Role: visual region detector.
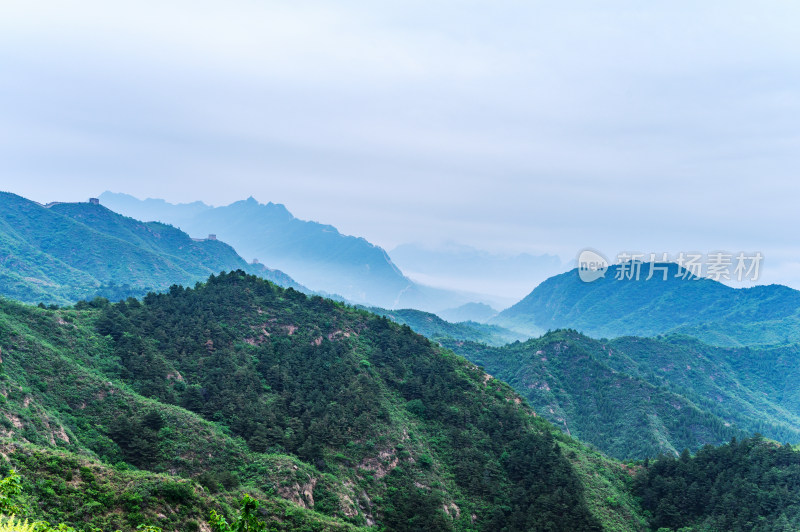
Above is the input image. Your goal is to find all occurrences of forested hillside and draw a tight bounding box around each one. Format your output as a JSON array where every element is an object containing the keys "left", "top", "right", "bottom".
[
  {"left": 0, "top": 272, "right": 647, "bottom": 530},
  {"left": 1, "top": 271, "right": 799, "bottom": 530},
  {"left": 634, "top": 436, "right": 800, "bottom": 531},
  {"left": 445, "top": 331, "right": 800, "bottom": 459},
  {"left": 0, "top": 192, "right": 302, "bottom": 305}
]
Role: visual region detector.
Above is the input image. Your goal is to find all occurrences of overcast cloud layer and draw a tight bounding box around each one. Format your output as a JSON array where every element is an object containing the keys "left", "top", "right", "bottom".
[{"left": 2, "top": 1, "right": 800, "bottom": 289}]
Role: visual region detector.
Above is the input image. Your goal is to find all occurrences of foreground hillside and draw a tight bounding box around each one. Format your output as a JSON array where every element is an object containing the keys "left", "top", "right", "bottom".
[
  {"left": 0, "top": 271, "right": 648, "bottom": 530},
  {"left": 493, "top": 263, "right": 800, "bottom": 347},
  {"left": 634, "top": 435, "right": 800, "bottom": 531},
  {"left": 0, "top": 192, "right": 301, "bottom": 305},
  {"left": 446, "top": 331, "right": 800, "bottom": 459}
]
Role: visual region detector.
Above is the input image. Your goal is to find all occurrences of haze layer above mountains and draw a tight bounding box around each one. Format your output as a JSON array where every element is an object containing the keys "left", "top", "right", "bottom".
[{"left": 99, "top": 192, "right": 565, "bottom": 311}]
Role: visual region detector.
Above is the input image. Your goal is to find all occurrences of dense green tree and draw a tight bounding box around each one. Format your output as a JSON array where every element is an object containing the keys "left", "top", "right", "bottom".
[{"left": 635, "top": 436, "right": 800, "bottom": 531}]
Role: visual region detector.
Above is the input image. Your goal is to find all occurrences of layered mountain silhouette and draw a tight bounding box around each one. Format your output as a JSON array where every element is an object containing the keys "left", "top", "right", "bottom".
[
  {"left": 0, "top": 192, "right": 301, "bottom": 305},
  {"left": 100, "top": 192, "right": 484, "bottom": 311}
]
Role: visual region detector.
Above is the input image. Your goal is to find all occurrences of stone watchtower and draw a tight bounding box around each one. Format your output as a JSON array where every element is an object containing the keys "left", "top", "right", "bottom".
[{"left": 89, "top": 198, "right": 100, "bottom": 205}]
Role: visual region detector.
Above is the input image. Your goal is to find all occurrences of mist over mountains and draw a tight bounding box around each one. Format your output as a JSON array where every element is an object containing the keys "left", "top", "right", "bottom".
[
  {"left": 438, "top": 302, "right": 499, "bottom": 323},
  {"left": 100, "top": 192, "right": 496, "bottom": 312},
  {"left": 390, "top": 242, "right": 566, "bottom": 304}
]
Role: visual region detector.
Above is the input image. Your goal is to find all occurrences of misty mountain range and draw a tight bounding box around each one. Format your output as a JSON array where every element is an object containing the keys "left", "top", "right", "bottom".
[
  {"left": 99, "top": 191, "right": 535, "bottom": 312},
  {"left": 3, "top": 189, "right": 800, "bottom": 530},
  {"left": 8, "top": 190, "right": 800, "bottom": 352}
]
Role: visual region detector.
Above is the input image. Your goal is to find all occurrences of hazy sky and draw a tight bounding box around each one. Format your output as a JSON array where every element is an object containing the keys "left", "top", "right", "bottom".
[{"left": 3, "top": 1, "right": 800, "bottom": 286}]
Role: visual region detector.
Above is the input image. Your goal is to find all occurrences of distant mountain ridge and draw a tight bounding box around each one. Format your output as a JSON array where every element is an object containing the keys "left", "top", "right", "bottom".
[
  {"left": 100, "top": 192, "right": 483, "bottom": 311},
  {"left": 492, "top": 262, "right": 800, "bottom": 346},
  {"left": 0, "top": 191, "right": 302, "bottom": 305},
  {"left": 362, "top": 306, "right": 528, "bottom": 346},
  {"left": 438, "top": 302, "right": 498, "bottom": 323}
]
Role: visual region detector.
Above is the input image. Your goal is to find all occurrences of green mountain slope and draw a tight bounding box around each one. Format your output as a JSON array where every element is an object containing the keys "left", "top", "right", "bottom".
[
  {"left": 3, "top": 271, "right": 800, "bottom": 531},
  {"left": 492, "top": 263, "right": 800, "bottom": 347},
  {"left": 634, "top": 436, "right": 800, "bottom": 531},
  {"left": 0, "top": 442, "right": 364, "bottom": 531},
  {"left": 444, "top": 331, "right": 800, "bottom": 460},
  {"left": 0, "top": 192, "right": 302, "bottom": 305},
  {"left": 363, "top": 306, "right": 528, "bottom": 346},
  {"left": 604, "top": 336, "right": 800, "bottom": 438},
  {"left": 0, "top": 295, "right": 361, "bottom": 530},
  {"left": 0, "top": 272, "right": 647, "bottom": 531}
]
